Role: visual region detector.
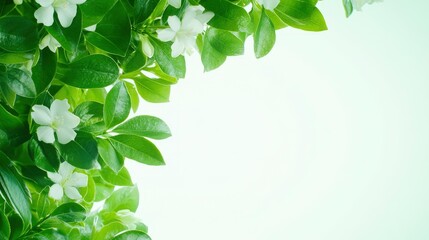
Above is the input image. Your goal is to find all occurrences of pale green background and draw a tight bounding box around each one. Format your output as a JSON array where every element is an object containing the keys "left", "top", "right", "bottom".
[{"left": 128, "top": 0, "right": 429, "bottom": 239}]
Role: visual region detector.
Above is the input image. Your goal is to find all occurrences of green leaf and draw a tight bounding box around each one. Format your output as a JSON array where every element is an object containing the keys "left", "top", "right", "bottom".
[
  {"left": 0, "top": 210, "right": 10, "bottom": 240},
  {"left": 51, "top": 202, "right": 86, "bottom": 223},
  {"left": 33, "top": 229, "right": 67, "bottom": 240},
  {"left": 59, "top": 54, "right": 120, "bottom": 88},
  {"left": 0, "top": 67, "right": 36, "bottom": 98},
  {"left": 274, "top": 0, "right": 327, "bottom": 31},
  {"left": 134, "top": 0, "right": 160, "bottom": 24},
  {"left": 254, "top": 8, "right": 276, "bottom": 58},
  {"left": 100, "top": 166, "right": 133, "bottom": 186},
  {"left": 134, "top": 76, "right": 170, "bottom": 103},
  {"left": 113, "top": 230, "right": 151, "bottom": 240},
  {"left": 125, "top": 82, "right": 140, "bottom": 112},
  {"left": 343, "top": 0, "right": 354, "bottom": 17},
  {"left": 201, "top": 32, "right": 226, "bottom": 72},
  {"left": 0, "top": 50, "right": 33, "bottom": 64},
  {"left": 122, "top": 47, "right": 147, "bottom": 73},
  {"left": 28, "top": 138, "right": 60, "bottom": 172},
  {"left": 85, "top": 1, "right": 131, "bottom": 56},
  {"left": 97, "top": 138, "right": 124, "bottom": 173},
  {"left": 109, "top": 134, "right": 165, "bottom": 166},
  {"left": 80, "top": 0, "right": 118, "bottom": 27},
  {"left": 32, "top": 48, "right": 57, "bottom": 94},
  {"left": 0, "top": 103, "right": 29, "bottom": 149},
  {"left": 200, "top": 0, "right": 252, "bottom": 33},
  {"left": 94, "top": 222, "right": 128, "bottom": 240},
  {"left": 36, "top": 187, "right": 54, "bottom": 220},
  {"left": 46, "top": 10, "right": 82, "bottom": 52},
  {"left": 74, "top": 101, "right": 106, "bottom": 134},
  {"left": 103, "top": 186, "right": 139, "bottom": 212},
  {"left": 0, "top": 16, "right": 38, "bottom": 52},
  {"left": 0, "top": 152, "right": 31, "bottom": 231},
  {"left": 150, "top": 38, "right": 186, "bottom": 79},
  {"left": 206, "top": 28, "right": 244, "bottom": 56},
  {"left": 104, "top": 81, "right": 131, "bottom": 128},
  {"left": 113, "top": 115, "right": 171, "bottom": 140},
  {"left": 94, "top": 176, "right": 115, "bottom": 201},
  {"left": 56, "top": 132, "right": 99, "bottom": 169}
]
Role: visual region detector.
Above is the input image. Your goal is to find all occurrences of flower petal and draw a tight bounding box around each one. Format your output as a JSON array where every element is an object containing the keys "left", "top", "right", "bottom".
[
  {"left": 168, "top": 16, "right": 181, "bottom": 32},
  {"left": 58, "top": 161, "right": 75, "bottom": 179},
  {"left": 140, "top": 36, "right": 154, "bottom": 58},
  {"left": 171, "top": 39, "right": 185, "bottom": 58},
  {"left": 34, "top": 6, "right": 55, "bottom": 27},
  {"left": 65, "top": 172, "right": 88, "bottom": 187},
  {"left": 67, "top": 0, "right": 86, "bottom": 4},
  {"left": 49, "top": 183, "right": 64, "bottom": 200},
  {"left": 47, "top": 172, "right": 62, "bottom": 183},
  {"left": 62, "top": 112, "right": 81, "bottom": 128},
  {"left": 168, "top": 0, "right": 181, "bottom": 8},
  {"left": 55, "top": 3, "right": 77, "bottom": 28},
  {"left": 37, "top": 126, "right": 55, "bottom": 144},
  {"left": 36, "top": 0, "right": 54, "bottom": 7},
  {"left": 55, "top": 127, "right": 77, "bottom": 144},
  {"left": 157, "top": 29, "right": 176, "bottom": 42},
  {"left": 50, "top": 99, "right": 70, "bottom": 116},
  {"left": 196, "top": 11, "right": 214, "bottom": 25},
  {"left": 31, "top": 105, "right": 52, "bottom": 125},
  {"left": 64, "top": 186, "right": 82, "bottom": 200}
]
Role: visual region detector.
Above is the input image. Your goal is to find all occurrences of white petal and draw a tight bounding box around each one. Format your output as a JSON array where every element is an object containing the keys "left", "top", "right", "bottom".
[
  {"left": 50, "top": 99, "right": 70, "bottom": 116},
  {"left": 64, "top": 186, "right": 82, "bottom": 200},
  {"left": 171, "top": 40, "right": 185, "bottom": 58},
  {"left": 84, "top": 24, "right": 97, "bottom": 32},
  {"left": 168, "top": 16, "right": 181, "bottom": 32},
  {"left": 67, "top": 0, "right": 86, "bottom": 4},
  {"left": 47, "top": 172, "right": 62, "bottom": 183},
  {"left": 58, "top": 161, "right": 75, "bottom": 178},
  {"left": 55, "top": 3, "right": 77, "bottom": 28},
  {"left": 39, "top": 35, "right": 51, "bottom": 50},
  {"left": 34, "top": 6, "right": 55, "bottom": 27},
  {"left": 36, "top": 0, "right": 54, "bottom": 7},
  {"left": 62, "top": 112, "right": 80, "bottom": 128},
  {"left": 13, "top": 0, "right": 23, "bottom": 5},
  {"left": 140, "top": 36, "right": 154, "bottom": 58},
  {"left": 49, "top": 183, "right": 64, "bottom": 200},
  {"left": 55, "top": 127, "right": 77, "bottom": 144},
  {"left": 196, "top": 11, "right": 214, "bottom": 25},
  {"left": 31, "top": 105, "right": 52, "bottom": 125},
  {"left": 168, "top": 0, "right": 181, "bottom": 8},
  {"left": 37, "top": 126, "right": 55, "bottom": 144},
  {"left": 258, "top": 0, "right": 280, "bottom": 10},
  {"left": 65, "top": 172, "right": 88, "bottom": 188},
  {"left": 157, "top": 29, "right": 176, "bottom": 42}
]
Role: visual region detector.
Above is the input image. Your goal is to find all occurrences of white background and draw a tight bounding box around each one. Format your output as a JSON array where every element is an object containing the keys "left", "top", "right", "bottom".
[{"left": 129, "top": 1, "right": 429, "bottom": 239}]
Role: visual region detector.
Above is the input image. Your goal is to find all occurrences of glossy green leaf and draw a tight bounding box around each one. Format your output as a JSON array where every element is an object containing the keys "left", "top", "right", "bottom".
[
  {"left": 85, "top": 1, "right": 131, "bottom": 56},
  {"left": 151, "top": 38, "right": 186, "bottom": 79},
  {"left": 0, "top": 152, "right": 31, "bottom": 231},
  {"left": 254, "top": 8, "right": 276, "bottom": 58},
  {"left": 0, "top": 50, "right": 33, "bottom": 64},
  {"left": 94, "top": 222, "right": 128, "bottom": 240},
  {"left": 343, "top": 0, "right": 354, "bottom": 17},
  {"left": 97, "top": 138, "right": 124, "bottom": 173},
  {"left": 32, "top": 48, "right": 57, "bottom": 94},
  {"left": 80, "top": 0, "right": 118, "bottom": 27},
  {"left": 94, "top": 176, "right": 115, "bottom": 201},
  {"left": 274, "top": 0, "right": 327, "bottom": 31},
  {"left": 0, "top": 67, "right": 36, "bottom": 98},
  {"left": 113, "top": 230, "right": 151, "bottom": 240},
  {"left": 122, "top": 47, "right": 147, "bottom": 73},
  {"left": 28, "top": 138, "right": 60, "bottom": 172},
  {"left": 134, "top": 0, "right": 160, "bottom": 24},
  {"left": 56, "top": 132, "right": 99, "bottom": 169},
  {"left": 101, "top": 166, "right": 133, "bottom": 186},
  {"left": 74, "top": 101, "right": 106, "bottom": 134},
  {"left": 134, "top": 76, "right": 170, "bottom": 103},
  {"left": 113, "top": 115, "right": 171, "bottom": 140},
  {"left": 200, "top": 0, "right": 252, "bottom": 33},
  {"left": 125, "top": 82, "right": 140, "bottom": 112},
  {"left": 36, "top": 188, "right": 54, "bottom": 220},
  {"left": 201, "top": 32, "right": 226, "bottom": 72},
  {"left": 59, "top": 54, "right": 120, "bottom": 88},
  {"left": 206, "top": 28, "right": 244, "bottom": 56},
  {"left": 103, "top": 186, "right": 139, "bottom": 212},
  {"left": 0, "top": 104, "right": 29, "bottom": 149},
  {"left": 0, "top": 16, "right": 38, "bottom": 52},
  {"left": 51, "top": 202, "right": 86, "bottom": 223},
  {"left": 46, "top": 10, "right": 82, "bottom": 52},
  {"left": 109, "top": 134, "right": 165, "bottom": 166},
  {"left": 33, "top": 229, "right": 67, "bottom": 240},
  {"left": 104, "top": 81, "right": 131, "bottom": 128},
  {"left": 0, "top": 210, "right": 10, "bottom": 240}
]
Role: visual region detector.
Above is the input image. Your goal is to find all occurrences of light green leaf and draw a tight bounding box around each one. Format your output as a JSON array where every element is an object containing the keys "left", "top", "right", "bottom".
[
  {"left": 94, "top": 222, "right": 128, "bottom": 240},
  {"left": 97, "top": 138, "right": 124, "bottom": 173},
  {"left": 134, "top": 76, "right": 170, "bottom": 103},
  {"left": 74, "top": 101, "right": 106, "bottom": 134},
  {"left": 113, "top": 115, "right": 172, "bottom": 140},
  {"left": 50, "top": 202, "right": 86, "bottom": 223},
  {"left": 103, "top": 186, "right": 139, "bottom": 212},
  {"left": 125, "top": 82, "right": 140, "bottom": 113},
  {"left": 100, "top": 166, "right": 133, "bottom": 186},
  {"left": 109, "top": 134, "right": 165, "bottom": 166},
  {"left": 206, "top": 28, "right": 244, "bottom": 56},
  {"left": 59, "top": 54, "right": 120, "bottom": 88},
  {"left": 201, "top": 32, "right": 227, "bottom": 72},
  {"left": 150, "top": 38, "right": 186, "bottom": 79},
  {"left": 104, "top": 81, "right": 131, "bottom": 128},
  {"left": 113, "top": 230, "right": 151, "bottom": 240},
  {"left": 94, "top": 176, "right": 115, "bottom": 201},
  {"left": 0, "top": 16, "right": 38, "bottom": 52},
  {"left": 254, "top": 8, "right": 276, "bottom": 58},
  {"left": 274, "top": 0, "right": 327, "bottom": 31}
]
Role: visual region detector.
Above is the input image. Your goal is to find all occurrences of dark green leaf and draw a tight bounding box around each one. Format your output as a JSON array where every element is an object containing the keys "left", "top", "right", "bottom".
[
  {"left": 0, "top": 16, "right": 38, "bottom": 52},
  {"left": 134, "top": 0, "right": 160, "bottom": 24},
  {"left": 74, "top": 101, "right": 106, "bottom": 134},
  {"left": 113, "top": 115, "right": 171, "bottom": 140},
  {"left": 104, "top": 81, "right": 131, "bottom": 128},
  {"left": 0, "top": 104, "right": 29, "bottom": 149},
  {"left": 80, "top": 0, "right": 118, "bottom": 27},
  {"left": 28, "top": 138, "right": 60, "bottom": 172},
  {"left": 46, "top": 10, "right": 82, "bottom": 52},
  {"left": 32, "top": 49, "right": 57, "bottom": 94},
  {"left": 109, "top": 134, "right": 165, "bottom": 166},
  {"left": 97, "top": 138, "right": 124, "bottom": 173},
  {"left": 0, "top": 67, "right": 36, "bottom": 98},
  {"left": 0, "top": 210, "right": 10, "bottom": 240},
  {"left": 56, "top": 132, "right": 99, "bottom": 169},
  {"left": 206, "top": 28, "right": 244, "bottom": 56},
  {"left": 59, "top": 54, "right": 120, "bottom": 88}
]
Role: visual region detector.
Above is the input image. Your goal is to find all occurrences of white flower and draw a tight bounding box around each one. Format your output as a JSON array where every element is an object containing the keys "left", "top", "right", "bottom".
[
  {"left": 13, "top": 0, "right": 23, "bottom": 5},
  {"left": 31, "top": 99, "right": 80, "bottom": 144},
  {"left": 168, "top": 0, "right": 181, "bottom": 8},
  {"left": 84, "top": 24, "right": 97, "bottom": 32},
  {"left": 47, "top": 161, "right": 88, "bottom": 201},
  {"left": 34, "top": 0, "right": 86, "bottom": 28},
  {"left": 139, "top": 35, "right": 154, "bottom": 58},
  {"left": 39, "top": 34, "right": 61, "bottom": 52},
  {"left": 351, "top": 0, "right": 383, "bottom": 11},
  {"left": 157, "top": 6, "right": 214, "bottom": 57},
  {"left": 257, "top": 0, "right": 280, "bottom": 11}
]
